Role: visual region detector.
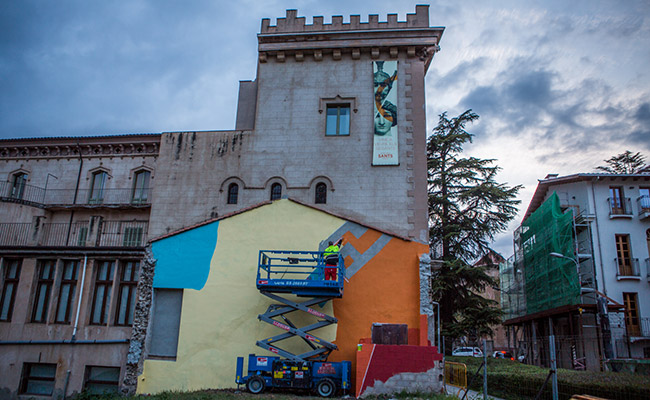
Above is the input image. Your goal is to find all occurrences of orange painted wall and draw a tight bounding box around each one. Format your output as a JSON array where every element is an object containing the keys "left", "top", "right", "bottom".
[{"left": 327, "top": 231, "right": 428, "bottom": 390}]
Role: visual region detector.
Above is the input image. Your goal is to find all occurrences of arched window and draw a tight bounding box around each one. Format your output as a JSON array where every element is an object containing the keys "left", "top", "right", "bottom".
[
  {"left": 132, "top": 170, "right": 151, "bottom": 204},
  {"left": 89, "top": 171, "right": 107, "bottom": 204},
  {"left": 270, "top": 183, "right": 282, "bottom": 201},
  {"left": 315, "top": 182, "right": 327, "bottom": 204},
  {"left": 11, "top": 172, "right": 28, "bottom": 199},
  {"left": 227, "top": 183, "right": 239, "bottom": 204}
]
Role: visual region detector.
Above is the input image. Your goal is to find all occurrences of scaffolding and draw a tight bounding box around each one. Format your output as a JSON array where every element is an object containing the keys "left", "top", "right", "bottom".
[{"left": 500, "top": 192, "right": 604, "bottom": 370}]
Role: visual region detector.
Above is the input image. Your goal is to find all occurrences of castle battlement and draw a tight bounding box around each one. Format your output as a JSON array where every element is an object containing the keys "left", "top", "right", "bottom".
[
  {"left": 261, "top": 5, "right": 431, "bottom": 34},
  {"left": 258, "top": 6, "right": 444, "bottom": 66}
]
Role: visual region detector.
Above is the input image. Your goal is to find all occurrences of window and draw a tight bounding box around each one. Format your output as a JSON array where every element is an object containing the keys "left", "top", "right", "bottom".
[
  {"left": 123, "top": 227, "right": 143, "bottom": 247},
  {"left": 31, "top": 260, "right": 56, "bottom": 323},
  {"left": 115, "top": 261, "right": 139, "bottom": 326},
  {"left": 90, "top": 261, "right": 115, "bottom": 325},
  {"left": 84, "top": 366, "right": 120, "bottom": 395},
  {"left": 132, "top": 170, "right": 151, "bottom": 204},
  {"left": 315, "top": 182, "right": 327, "bottom": 204},
  {"left": 623, "top": 292, "right": 641, "bottom": 336},
  {"left": 0, "top": 258, "right": 21, "bottom": 321},
  {"left": 55, "top": 260, "right": 78, "bottom": 324},
  {"left": 326, "top": 104, "right": 350, "bottom": 136},
  {"left": 609, "top": 186, "right": 625, "bottom": 214},
  {"left": 149, "top": 289, "right": 183, "bottom": 358},
  {"left": 89, "top": 171, "right": 107, "bottom": 204},
  {"left": 11, "top": 172, "right": 28, "bottom": 199},
  {"left": 270, "top": 183, "right": 282, "bottom": 201},
  {"left": 20, "top": 363, "right": 57, "bottom": 395},
  {"left": 615, "top": 234, "right": 634, "bottom": 276},
  {"left": 227, "top": 183, "right": 239, "bottom": 204},
  {"left": 77, "top": 226, "right": 89, "bottom": 246}
]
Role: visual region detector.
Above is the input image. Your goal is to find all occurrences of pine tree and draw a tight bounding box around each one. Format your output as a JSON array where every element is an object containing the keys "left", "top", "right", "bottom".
[
  {"left": 427, "top": 109, "right": 521, "bottom": 343},
  {"left": 595, "top": 150, "right": 646, "bottom": 174}
]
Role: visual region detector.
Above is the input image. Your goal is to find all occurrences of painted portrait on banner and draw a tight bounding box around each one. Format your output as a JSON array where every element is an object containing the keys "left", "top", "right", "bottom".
[{"left": 372, "top": 60, "right": 398, "bottom": 165}]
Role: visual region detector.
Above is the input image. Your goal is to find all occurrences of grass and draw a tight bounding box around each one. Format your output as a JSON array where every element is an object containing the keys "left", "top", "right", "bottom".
[{"left": 448, "top": 356, "right": 650, "bottom": 400}]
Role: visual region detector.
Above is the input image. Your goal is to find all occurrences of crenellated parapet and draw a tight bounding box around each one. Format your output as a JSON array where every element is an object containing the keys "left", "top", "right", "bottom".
[{"left": 258, "top": 5, "right": 444, "bottom": 70}]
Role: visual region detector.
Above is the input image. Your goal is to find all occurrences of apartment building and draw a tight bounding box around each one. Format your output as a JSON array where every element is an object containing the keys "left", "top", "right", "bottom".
[{"left": 501, "top": 172, "right": 650, "bottom": 370}]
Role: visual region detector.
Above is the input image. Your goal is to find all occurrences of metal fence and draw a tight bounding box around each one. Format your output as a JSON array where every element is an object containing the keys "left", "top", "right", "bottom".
[
  {"left": 0, "top": 180, "right": 46, "bottom": 204},
  {"left": 97, "top": 220, "right": 148, "bottom": 247},
  {"left": 0, "top": 181, "right": 151, "bottom": 206},
  {"left": 0, "top": 220, "right": 147, "bottom": 247},
  {"left": 0, "top": 223, "right": 32, "bottom": 246},
  {"left": 449, "top": 336, "right": 649, "bottom": 400}
]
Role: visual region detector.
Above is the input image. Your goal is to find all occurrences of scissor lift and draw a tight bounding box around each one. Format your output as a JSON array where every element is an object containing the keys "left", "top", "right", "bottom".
[
  {"left": 255, "top": 250, "right": 344, "bottom": 361},
  {"left": 236, "top": 250, "right": 350, "bottom": 397}
]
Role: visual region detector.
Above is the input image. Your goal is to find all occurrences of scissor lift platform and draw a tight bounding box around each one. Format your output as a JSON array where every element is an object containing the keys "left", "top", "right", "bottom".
[{"left": 256, "top": 250, "right": 344, "bottom": 298}]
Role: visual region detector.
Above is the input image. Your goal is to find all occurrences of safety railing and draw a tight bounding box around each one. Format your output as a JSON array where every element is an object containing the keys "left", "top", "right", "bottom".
[
  {"left": 97, "top": 220, "right": 148, "bottom": 247},
  {"left": 0, "top": 181, "right": 151, "bottom": 207},
  {"left": 43, "top": 188, "right": 151, "bottom": 206},
  {"left": 0, "top": 181, "right": 46, "bottom": 204},
  {"left": 0, "top": 223, "right": 33, "bottom": 246},
  {"left": 444, "top": 361, "right": 468, "bottom": 398},
  {"left": 607, "top": 197, "right": 633, "bottom": 217},
  {"left": 638, "top": 195, "right": 650, "bottom": 217},
  {"left": 0, "top": 220, "right": 148, "bottom": 248},
  {"left": 615, "top": 258, "right": 640, "bottom": 279},
  {"left": 257, "top": 250, "right": 344, "bottom": 296}
]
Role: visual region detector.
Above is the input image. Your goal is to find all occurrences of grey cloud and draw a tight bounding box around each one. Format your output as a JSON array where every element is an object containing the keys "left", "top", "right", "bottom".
[{"left": 635, "top": 103, "right": 650, "bottom": 122}]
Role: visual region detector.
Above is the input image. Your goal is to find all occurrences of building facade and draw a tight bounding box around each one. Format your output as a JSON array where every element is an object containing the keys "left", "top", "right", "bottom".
[
  {"left": 0, "top": 7, "right": 444, "bottom": 398},
  {"left": 501, "top": 173, "right": 650, "bottom": 370}
]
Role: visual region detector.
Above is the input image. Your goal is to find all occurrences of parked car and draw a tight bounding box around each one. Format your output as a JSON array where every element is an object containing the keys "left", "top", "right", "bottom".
[
  {"left": 452, "top": 347, "right": 483, "bottom": 357},
  {"left": 492, "top": 350, "right": 515, "bottom": 360}
]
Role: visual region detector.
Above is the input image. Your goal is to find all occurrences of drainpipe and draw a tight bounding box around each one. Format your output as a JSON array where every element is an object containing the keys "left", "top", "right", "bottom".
[
  {"left": 71, "top": 255, "right": 87, "bottom": 341},
  {"left": 66, "top": 142, "right": 84, "bottom": 245}
]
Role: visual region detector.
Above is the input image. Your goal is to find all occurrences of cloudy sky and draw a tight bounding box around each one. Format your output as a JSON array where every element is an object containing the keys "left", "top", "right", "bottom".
[{"left": 1, "top": 1, "right": 649, "bottom": 256}]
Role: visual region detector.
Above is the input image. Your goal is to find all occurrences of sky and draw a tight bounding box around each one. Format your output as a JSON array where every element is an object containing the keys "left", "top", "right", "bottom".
[{"left": 1, "top": 1, "right": 649, "bottom": 256}]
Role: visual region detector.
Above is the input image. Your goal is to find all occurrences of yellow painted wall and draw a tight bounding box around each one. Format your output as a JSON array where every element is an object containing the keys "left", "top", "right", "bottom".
[
  {"left": 138, "top": 200, "right": 343, "bottom": 393},
  {"left": 138, "top": 200, "right": 428, "bottom": 393}
]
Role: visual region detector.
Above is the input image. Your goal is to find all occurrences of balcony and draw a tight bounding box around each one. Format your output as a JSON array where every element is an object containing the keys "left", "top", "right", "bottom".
[
  {"left": 628, "top": 318, "right": 650, "bottom": 338},
  {"left": 0, "top": 219, "right": 148, "bottom": 248},
  {"left": 0, "top": 181, "right": 151, "bottom": 208},
  {"left": 607, "top": 197, "right": 633, "bottom": 218},
  {"left": 637, "top": 195, "right": 650, "bottom": 219},
  {"left": 615, "top": 257, "right": 641, "bottom": 280},
  {"left": 646, "top": 258, "right": 650, "bottom": 282}
]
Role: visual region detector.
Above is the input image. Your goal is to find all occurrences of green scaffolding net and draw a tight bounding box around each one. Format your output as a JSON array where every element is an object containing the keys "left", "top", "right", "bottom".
[{"left": 518, "top": 191, "right": 580, "bottom": 315}]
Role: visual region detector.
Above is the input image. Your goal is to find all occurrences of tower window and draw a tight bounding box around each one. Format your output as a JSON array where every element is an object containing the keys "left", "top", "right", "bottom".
[
  {"left": 326, "top": 105, "right": 350, "bottom": 136},
  {"left": 228, "top": 183, "right": 239, "bottom": 204},
  {"left": 315, "top": 182, "right": 327, "bottom": 204},
  {"left": 270, "top": 183, "right": 282, "bottom": 201}
]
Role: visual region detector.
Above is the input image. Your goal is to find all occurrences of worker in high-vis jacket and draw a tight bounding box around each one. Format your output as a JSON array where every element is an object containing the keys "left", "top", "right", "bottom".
[{"left": 323, "top": 238, "right": 344, "bottom": 280}]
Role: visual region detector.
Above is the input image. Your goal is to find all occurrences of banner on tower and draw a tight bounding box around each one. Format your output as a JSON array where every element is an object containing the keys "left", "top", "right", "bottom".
[{"left": 372, "top": 61, "right": 398, "bottom": 166}]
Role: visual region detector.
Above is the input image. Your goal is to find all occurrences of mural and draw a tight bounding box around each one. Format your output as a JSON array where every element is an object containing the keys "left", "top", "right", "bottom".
[
  {"left": 372, "top": 61, "right": 399, "bottom": 165},
  {"left": 138, "top": 200, "right": 427, "bottom": 393}
]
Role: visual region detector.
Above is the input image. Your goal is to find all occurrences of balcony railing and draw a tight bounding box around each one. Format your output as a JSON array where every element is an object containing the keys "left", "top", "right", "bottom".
[
  {"left": 0, "top": 220, "right": 148, "bottom": 248},
  {"left": 642, "top": 318, "right": 650, "bottom": 337},
  {"left": 0, "top": 181, "right": 151, "bottom": 206},
  {"left": 0, "top": 180, "right": 46, "bottom": 204},
  {"left": 607, "top": 197, "right": 633, "bottom": 217},
  {"left": 637, "top": 195, "right": 650, "bottom": 218},
  {"left": 615, "top": 257, "right": 640, "bottom": 279}
]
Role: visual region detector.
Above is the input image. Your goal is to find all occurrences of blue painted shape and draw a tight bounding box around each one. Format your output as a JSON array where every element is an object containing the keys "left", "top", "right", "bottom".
[{"left": 151, "top": 221, "right": 219, "bottom": 290}]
